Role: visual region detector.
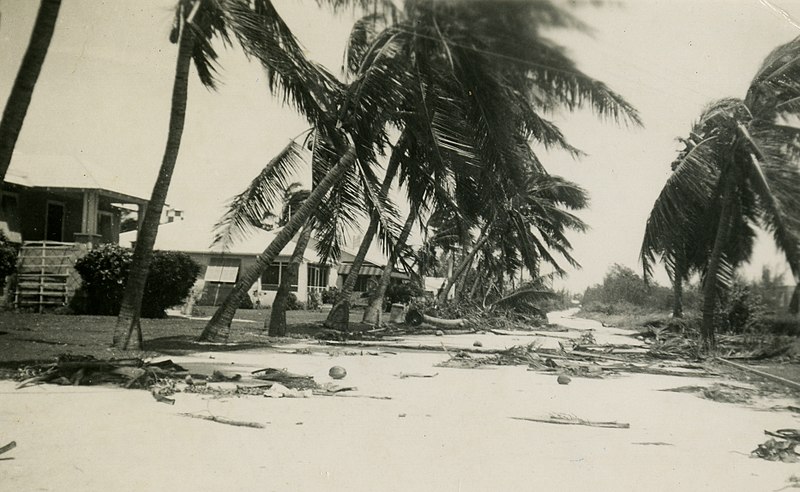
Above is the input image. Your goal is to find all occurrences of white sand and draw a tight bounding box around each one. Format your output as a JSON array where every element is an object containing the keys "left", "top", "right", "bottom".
[{"left": 2, "top": 311, "right": 799, "bottom": 491}]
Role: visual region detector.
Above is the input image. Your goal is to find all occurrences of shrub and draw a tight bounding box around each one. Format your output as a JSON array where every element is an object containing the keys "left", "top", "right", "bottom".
[
  {"left": 715, "top": 283, "right": 766, "bottom": 334},
  {"left": 385, "top": 281, "right": 422, "bottom": 306},
  {"left": 321, "top": 286, "right": 338, "bottom": 304},
  {"left": 73, "top": 245, "right": 132, "bottom": 315},
  {"left": 142, "top": 251, "right": 202, "bottom": 318},
  {"left": 0, "top": 232, "right": 18, "bottom": 291},
  {"left": 238, "top": 294, "right": 254, "bottom": 310},
  {"left": 73, "top": 245, "right": 201, "bottom": 318},
  {"left": 286, "top": 292, "right": 300, "bottom": 310}
]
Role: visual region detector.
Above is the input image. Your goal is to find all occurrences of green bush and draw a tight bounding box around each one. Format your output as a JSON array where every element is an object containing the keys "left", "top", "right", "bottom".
[
  {"left": 286, "top": 292, "right": 300, "bottom": 310},
  {"left": 142, "top": 251, "right": 202, "bottom": 318},
  {"left": 321, "top": 286, "right": 338, "bottom": 304},
  {"left": 73, "top": 245, "right": 201, "bottom": 318},
  {"left": 385, "top": 281, "right": 422, "bottom": 307},
  {"left": 716, "top": 283, "right": 766, "bottom": 334},
  {"left": 0, "top": 232, "right": 18, "bottom": 291}
]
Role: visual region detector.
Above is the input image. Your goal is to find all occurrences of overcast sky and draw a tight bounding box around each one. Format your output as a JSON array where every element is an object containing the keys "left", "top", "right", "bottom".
[{"left": 1, "top": 0, "right": 799, "bottom": 291}]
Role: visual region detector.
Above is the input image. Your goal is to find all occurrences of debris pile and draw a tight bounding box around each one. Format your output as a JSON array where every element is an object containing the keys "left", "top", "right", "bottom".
[
  {"left": 752, "top": 430, "right": 800, "bottom": 463},
  {"left": 15, "top": 355, "right": 186, "bottom": 389}
]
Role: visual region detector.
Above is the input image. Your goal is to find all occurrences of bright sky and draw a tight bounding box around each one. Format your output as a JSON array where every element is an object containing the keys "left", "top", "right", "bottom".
[{"left": 1, "top": 0, "right": 799, "bottom": 292}]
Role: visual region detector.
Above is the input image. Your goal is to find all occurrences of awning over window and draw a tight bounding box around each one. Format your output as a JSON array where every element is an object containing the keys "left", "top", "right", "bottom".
[
  {"left": 338, "top": 263, "right": 409, "bottom": 279},
  {"left": 338, "top": 264, "right": 384, "bottom": 276},
  {"left": 204, "top": 263, "right": 239, "bottom": 283}
]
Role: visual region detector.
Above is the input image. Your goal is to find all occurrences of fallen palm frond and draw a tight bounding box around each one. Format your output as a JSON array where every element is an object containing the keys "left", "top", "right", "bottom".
[
  {"left": 661, "top": 383, "right": 756, "bottom": 404},
  {"left": 511, "top": 414, "right": 630, "bottom": 429},
  {"left": 15, "top": 355, "right": 186, "bottom": 390},
  {"left": 180, "top": 413, "right": 266, "bottom": 429}
]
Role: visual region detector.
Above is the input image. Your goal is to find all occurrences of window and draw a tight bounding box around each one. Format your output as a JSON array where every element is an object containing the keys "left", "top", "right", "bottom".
[
  {"left": 204, "top": 257, "right": 240, "bottom": 283},
  {"left": 354, "top": 274, "right": 374, "bottom": 293},
  {"left": 307, "top": 264, "right": 329, "bottom": 288},
  {"left": 0, "top": 192, "right": 20, "bottom": 235},
  {"left": 260, "top": 262, "right": 298, "bottom": 291}
]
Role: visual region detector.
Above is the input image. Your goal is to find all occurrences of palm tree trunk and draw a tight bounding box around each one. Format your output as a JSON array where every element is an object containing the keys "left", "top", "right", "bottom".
[
  {"left": 112, "top": 20, "right": 195, "bottom": 350},
  {"left": 0, "top": 0, "right": 62, "bottom": 185},
  {"left": 672, "top": 275, "right": 684, "bottom": 319},
  {"left": 199, "top": 145, "right": 357, "bottom": 342},
  {"left": 267, "top": 223, "right": 312, "bottom": 337},
  {"left": 324, "top": 151, "right": 402, "bottom": 330},
  {"left": 437, "top": 222, "right": 492, "bottom": 305},
  {"left": 468, "top": 269, "right": 483, "bottom": 300},
  {"left": 701, "top": 179, "right": 736, "bottom": 351},
  {"left": 362, "top": 210, "right": 416, "bottom": 325}
]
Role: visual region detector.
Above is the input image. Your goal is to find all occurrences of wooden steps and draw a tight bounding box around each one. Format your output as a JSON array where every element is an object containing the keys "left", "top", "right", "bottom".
[{"left": 14, "top": 241, "right": 88, "bottom": 312}]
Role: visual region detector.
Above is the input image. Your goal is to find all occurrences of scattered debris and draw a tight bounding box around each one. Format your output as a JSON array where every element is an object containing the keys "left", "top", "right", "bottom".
[
  {"left": 329, "top": 366, "right": 347, "bottom": 380},
  {"left": 511, "top": 414, "right": 630, "bottom": 429},
  {"left": 252, "top": 368, "right": 318, "bottom": 390},
  {"left": 715, "top": 358, "right": 800, "bottom": 392},
  {"left": 775, "top": 475, "right": 800, "bottom": 491},
  {"left": 396, "top": 372, "right": 438, "bottom": 379},
  {"left": 662, "top": 383, "right": 756, "bottom": 404},
  {"left": 753, "top": 430, "right": 800, "bottom": 463},
  {"left": 180, "top": 413, "right": 266, "bottom": 429},
  {"left": 557, "top": 374, "right": 571, "bottom": 385},
  {"left": 14, "top": 356, "right": 186, "bottom": 390},
  {"left": 263, "top": 382, "right": 312, "bottom": 398},
  {"left": 151, "top": 390, "right": 175, "bottom": 405},
  {"left": 209, "top": 371, "right": 241, "bottom": 382}
]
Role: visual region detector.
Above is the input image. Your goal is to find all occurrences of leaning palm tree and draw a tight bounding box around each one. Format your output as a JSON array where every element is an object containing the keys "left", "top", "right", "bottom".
[
  {"left": 114, "top": 0, "right": 343, "bottom": 349},
  {"left": 201, "top": 0, "right": 641, "bottom": 339},
  {"left": 437, "top": 173, "right": 589, "bottom": 304},
  {"left": 266, "top": 182, "right": 311, "bottom": 336},
  {"left": 641, "top": 36, "right": 800, "bottom": 349},
  {"left": 0, "top": 0, "right": 62, "bottom": 186}
]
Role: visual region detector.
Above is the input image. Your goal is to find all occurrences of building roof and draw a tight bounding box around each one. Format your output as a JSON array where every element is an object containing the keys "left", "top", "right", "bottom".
[
  {"left": 6, "top": 153, "right": 149, "bottom": 202},
  {"left": 119, "top": 219, "right": 324, "bottom": 263}
]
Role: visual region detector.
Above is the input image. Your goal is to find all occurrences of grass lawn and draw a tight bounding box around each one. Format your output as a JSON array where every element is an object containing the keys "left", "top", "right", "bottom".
[{"left": 0, "top": 307, "right": 364, "bottom": 365}]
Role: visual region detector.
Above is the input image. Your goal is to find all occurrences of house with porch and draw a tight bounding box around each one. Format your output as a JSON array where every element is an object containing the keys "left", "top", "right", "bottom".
[{"left": 1, "top": 153, "right": 150, "bottom": 310}]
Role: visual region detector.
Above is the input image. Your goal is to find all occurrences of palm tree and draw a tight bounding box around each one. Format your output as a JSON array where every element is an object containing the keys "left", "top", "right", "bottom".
[
  {"left": 0, "top": 0, "right": 62, "bottom": 186},
  {"left": 114, "top": 0, "right": 342, "bottom": 349},
  {"left": 641, "top": 37, "right": 800, "bottom": 349},
  {"left": 201, "top": 0, "right": 641, "bottom": 339},
  {"left": 362, "top": 208, "right": 417, "bottom": 324},
  {"left": 265, "top": 182, "right": 311, "bottom": 336},
  {"left": 437, "top": 173, "right": 589, "bottom": 304},
  {"left": 324, "top": 130, "right": 408, "bottom": 330}
]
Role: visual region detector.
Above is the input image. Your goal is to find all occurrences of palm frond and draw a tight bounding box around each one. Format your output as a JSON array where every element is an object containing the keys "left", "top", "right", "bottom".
[{"left": 213, "top": 139, "right": 306, "bottom": 248}]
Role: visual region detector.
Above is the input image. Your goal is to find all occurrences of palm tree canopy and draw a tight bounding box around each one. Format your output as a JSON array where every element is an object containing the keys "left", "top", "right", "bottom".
[{"left": 641, "top": 36, "right": 800, "bottom": 289}]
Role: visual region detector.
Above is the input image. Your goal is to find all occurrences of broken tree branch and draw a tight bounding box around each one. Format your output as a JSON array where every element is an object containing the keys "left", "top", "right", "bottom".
[
  {"left": 179, "top": 413, "right": 265, "bottom": 428},
  {"left": 715, "top": 357, "right": 800, "bottom": 392},
  {"left": 511, "top": 416, "right": 630, "bottom": 429}
]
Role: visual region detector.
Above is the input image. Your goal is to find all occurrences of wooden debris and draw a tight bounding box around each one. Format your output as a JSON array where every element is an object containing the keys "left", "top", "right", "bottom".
[
  {"left": 511, "top": 415, "right": 630, "bottom": 429},
  {"left": 180, "top": 413, "right": 265, "bottom": 429},
  {"left": 396, "top": 372, "right": 439, "bottom": 379},
  {"left": 715, "top": 358, "right": 800, "bottom": 392},
  {"left": 0, "top": 441, "right": 16, "bottom": 456},
  {"left": 151, "top": 391, "right": 175, "bottom": 405}
]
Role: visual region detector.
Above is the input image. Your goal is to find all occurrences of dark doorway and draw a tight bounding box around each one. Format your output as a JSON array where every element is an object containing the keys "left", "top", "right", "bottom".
[{"left": 45, "top": 202, "right": 65, "bottom": 241}]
